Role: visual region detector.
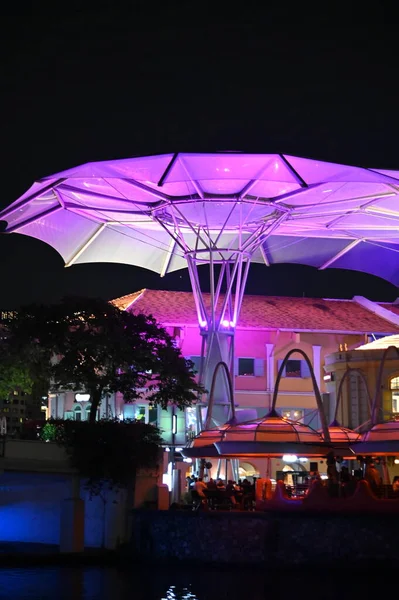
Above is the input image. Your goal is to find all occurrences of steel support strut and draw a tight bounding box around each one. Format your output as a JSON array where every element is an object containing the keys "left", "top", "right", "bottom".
[{"left": 186, "top": 248, "right": 251, "bottom": 428}]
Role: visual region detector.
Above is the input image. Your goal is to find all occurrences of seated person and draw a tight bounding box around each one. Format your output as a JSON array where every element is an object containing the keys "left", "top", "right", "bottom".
[{"left": 194, "top": 477, "right": 207, "bottom": 498}]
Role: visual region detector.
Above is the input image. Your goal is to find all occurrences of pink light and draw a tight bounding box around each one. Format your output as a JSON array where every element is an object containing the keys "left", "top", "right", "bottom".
[
  {"left": 222, "top": 319, "right": 229, "bottom": 327},
  {"left": 199, "top": 319, "right": 207, "bottom": 328},
  {"left": 230, "top": 320, "right": 235, "bottom": 327}
]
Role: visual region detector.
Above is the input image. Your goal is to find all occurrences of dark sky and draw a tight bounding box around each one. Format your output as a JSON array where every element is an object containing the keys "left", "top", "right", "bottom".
[{"left": 1, "top": 7, "right": 398, "bottom": 308}]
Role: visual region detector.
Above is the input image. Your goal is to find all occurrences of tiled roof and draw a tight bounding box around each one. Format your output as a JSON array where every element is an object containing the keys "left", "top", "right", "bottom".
[
  {"left": 111, "top": 290, "right": 399, "bottom": 333},
  {"left": 379, "top": 302, "right": 399, "bottom": 317}
]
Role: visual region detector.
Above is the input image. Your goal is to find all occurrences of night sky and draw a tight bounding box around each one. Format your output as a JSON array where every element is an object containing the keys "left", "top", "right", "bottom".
[{"left": 1, "top": 8, "right": 398, "bottom": 308}]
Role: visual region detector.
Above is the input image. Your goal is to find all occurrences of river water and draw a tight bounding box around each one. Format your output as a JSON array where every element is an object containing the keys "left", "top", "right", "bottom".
[{"left": 0, "top": 565, "right": 381, "bottom": 600}]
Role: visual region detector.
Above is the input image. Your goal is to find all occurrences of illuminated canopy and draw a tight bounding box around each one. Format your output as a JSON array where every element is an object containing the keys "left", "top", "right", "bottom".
[
  {"left": 350, "top": 420, "right": 399, "bottom": 455},
  {"left": 4, "top": 152, "right": 399, "bottom": 424},
  {"left": 2, "top": 152, "right": 399, "bottom": 284},
  {"left": 183, "top": 410, "right": 329, "bottom": 458},
  {"left": 318, "top": 419, "right": 360, "bottom": 443}
]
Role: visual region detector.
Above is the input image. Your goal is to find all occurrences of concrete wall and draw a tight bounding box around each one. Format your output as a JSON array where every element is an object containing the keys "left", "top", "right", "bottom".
[
  {"left": 0, "top": 464, "right": 161, "bottom": 549},
  {"left": 0, "top": 472, "right": 128, "bottom": 548}
]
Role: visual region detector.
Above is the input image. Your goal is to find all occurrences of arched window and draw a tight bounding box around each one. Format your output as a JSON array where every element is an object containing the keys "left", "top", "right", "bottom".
[
  {"left": 390, "top": 377, "right": 399, "bottom": 414},
  {"left": 85, "top": 404, "right": 91, "bottom": 420},
  {"left": 74, "top": 405, "right": 82, "bottom": 421}
]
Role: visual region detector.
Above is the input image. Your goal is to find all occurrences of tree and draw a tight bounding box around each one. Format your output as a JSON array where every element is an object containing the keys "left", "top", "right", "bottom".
[
  {"left": 0, "top": 321, "right": 43, "bottom": 400},
  {"left": 41, "top": 417, "right": 163, "bottom": 547},
  {"left": 7, "top": 296, "right": 202, "bottom": 421},
  {"left": 42, "top": 418, "right": 162, "bottom": 494}
]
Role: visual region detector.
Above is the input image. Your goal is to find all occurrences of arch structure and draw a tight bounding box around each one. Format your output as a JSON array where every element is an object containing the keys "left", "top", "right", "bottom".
[
  {"left": 272, "top": 348, "right": 331, "bottom": 443},
  {"left": 204, "top": 361, "right": 236, "bottom": 430},
  {"left": 371, "top": 346, "right": 399, "bottom": 426},
  {"left": 334, "top": 367, "right": 372, "bottom": 424}
]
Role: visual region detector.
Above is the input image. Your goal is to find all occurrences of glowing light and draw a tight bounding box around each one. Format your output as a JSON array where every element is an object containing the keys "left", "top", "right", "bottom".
[
  {"left": 395, "top": 458, "right": 399, "bottom": 464},
  {"left": 222, "top": 319, "right": 230, "bottom": 327},
  {"left": 282, "top": 454, "right": 298, "bottom": 463},
  {"left": 165, "top": 447, "right": 171, "bottom": 452},
  {"left": 183, "top": 457, "right": 192, "bottom": 463},
  {"left": 75, "top": 393, "right": 90, "bottom": 402},
  {"left": 199, "top": 320, "right": 207, "bottom": 328},
  {"left": 175, "top": 447, "right": 183, "bottom": 452},
  {"left": 299, "top": 457, "right": 308, "bottom": 462},
  {"left": 230, "top": 320, "right": 235, "bottom": 327},
  {"left": 172, "top": 415, "right": 177, "bottom": 435}
]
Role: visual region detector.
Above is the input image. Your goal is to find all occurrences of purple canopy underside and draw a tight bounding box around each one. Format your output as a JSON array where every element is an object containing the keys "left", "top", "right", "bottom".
[{"left": 2, "top": 153, "right": 399, "bottom": 284}]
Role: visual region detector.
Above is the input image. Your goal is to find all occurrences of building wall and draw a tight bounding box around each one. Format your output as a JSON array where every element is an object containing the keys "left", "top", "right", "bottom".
[
  {"left": 182, "top": 326, "right": 367, "bottom": 425},
  {"left": 47, "top": 325, "right": 370, "bottom": 441},
  {"left": 325, "top": 349, "right": 399, "bottom": 427}
]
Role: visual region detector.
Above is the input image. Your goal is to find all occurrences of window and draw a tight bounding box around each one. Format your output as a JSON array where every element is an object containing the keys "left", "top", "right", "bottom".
[
  {"left": 148, "top": 406, "right": 158, "bottom": 425},
  {"left": 286, "top": 360, "right": 301, "bottom": 378},
  {"left": 13, "top": 390, "right": 18, "bottom": 396},
  {"left": 133, "top": 405, "right": 146, "bottom": 421},
  {"left": 390, "top": 376, "right": 399, "bottom": 413},
  {"left": 238, "top": 358, "right": 254, "bottom": 376},
  {"left": 236, "top": 358, "right": 264, "bottom": 377},
  {"left": 74, "top": 405, "right": 82, "bottom": 421},
  {"left": 277, "top": 359, "right": 311, "bottom": 378}
]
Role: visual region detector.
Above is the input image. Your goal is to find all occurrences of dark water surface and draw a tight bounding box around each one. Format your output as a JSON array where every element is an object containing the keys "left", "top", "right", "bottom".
[{"left": 0, "top": 565, "right": 385, "bottom": 600}]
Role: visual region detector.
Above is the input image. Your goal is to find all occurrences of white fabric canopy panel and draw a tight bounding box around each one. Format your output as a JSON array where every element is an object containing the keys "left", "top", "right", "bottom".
[{"left": 1, "top": 152, "right": 399, "bottom": 284}]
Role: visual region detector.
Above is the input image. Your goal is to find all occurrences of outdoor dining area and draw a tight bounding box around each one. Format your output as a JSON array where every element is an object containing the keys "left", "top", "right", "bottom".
[{"left": 181, "top": 355, "right": 399, "bottom": 514}]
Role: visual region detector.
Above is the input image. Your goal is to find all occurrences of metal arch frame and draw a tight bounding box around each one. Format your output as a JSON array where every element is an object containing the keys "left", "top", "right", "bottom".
[
  {"left": 371, "top": 345, "right": 399, "bottom": 426},
  {"left": 271, "top": 348, "right": 331, "bottom": 443},
  {"left": 334, "top": 367, "right": 373, "bottom": 423},
  {"left": 204, "top": 361, "right": 236, "bottom": 430}
]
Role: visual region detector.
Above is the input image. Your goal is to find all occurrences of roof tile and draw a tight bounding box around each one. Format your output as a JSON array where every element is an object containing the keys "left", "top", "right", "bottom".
[{"left": 111, "top": 290, "right": 399, "bottom": 333}]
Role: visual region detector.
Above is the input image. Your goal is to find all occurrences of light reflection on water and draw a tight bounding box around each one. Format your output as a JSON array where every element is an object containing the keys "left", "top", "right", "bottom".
[{"left": 0, "top": 566, "right": 382, "bottom": 600}]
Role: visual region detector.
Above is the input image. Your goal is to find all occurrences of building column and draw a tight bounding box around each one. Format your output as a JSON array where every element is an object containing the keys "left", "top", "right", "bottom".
[
  {"left": 60, "top": 475, "right": 85, "bottom": 553},
  {"left": 265, "top": 344, "right": 275, "bottom": 392},
  {"left": 312, "top": 345, "right": 322, "bottom": 389}
]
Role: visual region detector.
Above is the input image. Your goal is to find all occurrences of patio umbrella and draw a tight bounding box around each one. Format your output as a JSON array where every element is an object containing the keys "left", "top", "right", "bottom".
[
  {"left": 184, "top": 409, "right": 333, "bottom": 458},
  {"left": 351, "top": 420, "right": 399, "bottom": 456},
  {"left": 318, "top": 419, "right": 360, "bottom": 443},
  {"left": 3, "top": 153, "right": 399, "bottom": 415}
]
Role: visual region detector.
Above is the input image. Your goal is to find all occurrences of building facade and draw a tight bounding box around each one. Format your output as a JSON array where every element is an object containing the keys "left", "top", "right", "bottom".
[
  {"left": 325, "top": 334, "right": 399, "bottom": 428},
  {"left": 45, "top": 290, "right": 399, "bottom": 437}
]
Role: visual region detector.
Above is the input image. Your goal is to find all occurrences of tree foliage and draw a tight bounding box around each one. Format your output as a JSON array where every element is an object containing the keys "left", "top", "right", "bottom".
[
  {"left": 7, "top": 296, "right": 203, "bottom": 421},
  {"left": 41, "top": 418, "right": 162, "bottom": 497}
]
